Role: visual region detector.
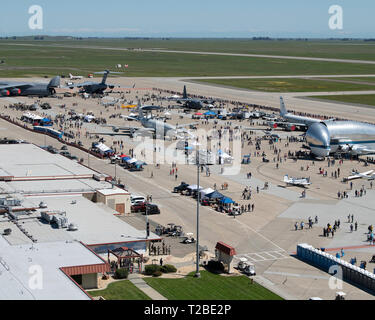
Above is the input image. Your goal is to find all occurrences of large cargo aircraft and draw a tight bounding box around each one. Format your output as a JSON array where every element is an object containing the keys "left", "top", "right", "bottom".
[{"left": 0, "top": 76, "right": 60, "bottom": 97}]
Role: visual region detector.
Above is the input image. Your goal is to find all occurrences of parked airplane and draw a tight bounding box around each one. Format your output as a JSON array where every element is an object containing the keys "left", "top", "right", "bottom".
[
  {"left": 101, "top": 99, "right": 121, "bottom": 107},
  {"left": 283, "top": 175, "right": 311, "bottom": 187},
  {"left": 267, "top": 97, "right": 324, "bottom": 131},
  {"left": 0, "top": 76, "right": 60, "bottom": 97},
  {"left": 171, "top": 86, "right": 215, "bottom": 110},
  {"left": 108, "top": 102, "right": 196, "bottom": 139},
  {"left": 69, "top": 73, "right": 83, "bottom": 80},
  {"left": 65, "top": 70, "right": 134, "bottom": 94},
  {"left": 344, "top": 170, "right": 375, "bottom": 181},
  {"left": 306, "top": 121, "right": 375, "bottom": 158},
  {"left": 165, "top": 94, "right": 181, "bottom": 100}
]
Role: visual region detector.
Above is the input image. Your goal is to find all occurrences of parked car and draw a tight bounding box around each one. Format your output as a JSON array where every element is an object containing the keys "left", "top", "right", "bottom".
[
  {"left": 131, "top": 201, "right": 146, "bottom": 213},
  {"left": 131, "top": 195, "right": 146, "bottom": 206},
  {"left": 173, "top": 182, "right": 189, "bottom": 193},
  {"left": 59, "top": 151, "right": 71, "bottom": 157},
  {"left": 131, "top": 202, "right": 160, "bottom": 215},
  {"left": 68, "top": 155, "right": 79, "bottom": 161},
  {"left": 47, "top": 145, "right": 59, "bottom": 154},
  {"left": 143, "top": 203, "right": 160, "bottom": 215}
]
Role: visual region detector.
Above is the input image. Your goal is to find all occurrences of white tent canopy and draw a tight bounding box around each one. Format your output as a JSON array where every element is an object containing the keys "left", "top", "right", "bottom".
[
  {"left": 22, "top": 112, "right": 43, "bottom": 121},
  {"left": 84, "top": 115, "right": 96, "bottom": 122},
  {"left": 95, "top": 143, "right": 112, "bottom": 153},
  {"left": 126, "top": 158, "right": 138, "bottom": 164},
  {"left": 187, "top": 185, "right": 203, "bottom": 191},
  {"left": 200, "top": 188, "right": 215, "bottom": 198}
]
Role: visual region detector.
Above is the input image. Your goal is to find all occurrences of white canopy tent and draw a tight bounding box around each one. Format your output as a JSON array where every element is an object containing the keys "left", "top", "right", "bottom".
[
  {"left": 187, "top": 184, "right": 203, "bottom": 191},
  {"left": 95, "top": 143, "right": 112, "bottom": 154},
  {"left": 125, "top": 158, "right": 138, "bottom": 164},
  {"left": 200, "top": 188, "right": 215, "bottom": 198}
]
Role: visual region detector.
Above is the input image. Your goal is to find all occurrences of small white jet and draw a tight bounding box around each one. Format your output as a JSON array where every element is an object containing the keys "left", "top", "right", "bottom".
[
  {"left": 69, "top": 73, "right": 83, "bottom": 80},
  {"left": 345, "top": 170, "right": 375, "bottom": 181},
  {"left": 283, "top": 175, "right": 311, "bottom": 187}
]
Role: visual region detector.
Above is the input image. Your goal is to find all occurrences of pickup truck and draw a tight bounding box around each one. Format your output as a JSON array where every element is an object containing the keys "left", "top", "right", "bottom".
[{"left": 131, "top": 202, "right": 160, "bottom": 215}]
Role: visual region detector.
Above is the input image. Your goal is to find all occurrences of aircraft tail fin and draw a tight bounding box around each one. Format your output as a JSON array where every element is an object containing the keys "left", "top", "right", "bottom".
[
  {"left": 280, "top": 96, "right": 287, "bottom": 116},
  {"left": 137, "top": 101, "right": 144, "bottom": 119},
  {"left": 101, "top": 70, "right": 109, "bottom": 84},
  {"left": 283, "top": 174, "right": 289, "bottom": 182},
  {"left": 48, "top": 76, "right": 60, "bottom": 88},
  {"left": 183, "top": 86, "right": 188, "bottom": 99}
]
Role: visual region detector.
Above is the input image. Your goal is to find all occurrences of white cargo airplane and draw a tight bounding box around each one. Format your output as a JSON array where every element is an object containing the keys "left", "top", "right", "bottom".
[
  {"left": 345, "top": 170, "right": 375, "bottom": 181},
  {"left": 283, "top": 175, "right": 311, "bottom": 187},
  {"left": 69, "top": 73, "right": 83, "bottom": 80}
]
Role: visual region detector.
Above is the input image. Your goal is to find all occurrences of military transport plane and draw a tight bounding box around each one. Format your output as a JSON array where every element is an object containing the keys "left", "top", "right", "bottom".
[
  {"left": 268, "top": 97, "right": 329, "bottom": 131},
  {"left": 65, "top": 70, "right": 134, "bottom": 94},
  {"left": 171, "top": 86, "right": 215, "bottom": 110},
  {"left": 0, "top": 76, "right": 60, "bottom": 97},
  {"left": 283, "top": 175, "right": 311, "bottom": 187},
  {"left": 107, "top": 102, "right": 196, "bottom": 140}
]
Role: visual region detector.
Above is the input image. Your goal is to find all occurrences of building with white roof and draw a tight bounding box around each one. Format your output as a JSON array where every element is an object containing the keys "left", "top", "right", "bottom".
[{"left": 0, "top": 143, "right": 160, "bottom": 299}]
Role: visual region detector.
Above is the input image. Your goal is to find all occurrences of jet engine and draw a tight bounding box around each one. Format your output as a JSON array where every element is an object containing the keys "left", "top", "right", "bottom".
[
  {"left": 0, "top": 90, "right": 10, "bottom": 96},
  {"left": 10, "top": 88, "right": 21, "bottom": 95}
]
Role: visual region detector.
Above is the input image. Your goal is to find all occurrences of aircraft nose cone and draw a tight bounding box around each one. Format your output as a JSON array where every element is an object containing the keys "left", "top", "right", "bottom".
[{"left": 306, "top": 123, "right": 331, "bottom": 157}]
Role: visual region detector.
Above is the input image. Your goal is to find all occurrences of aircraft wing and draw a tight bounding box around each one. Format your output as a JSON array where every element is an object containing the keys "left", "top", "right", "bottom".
[
  {"left": 63, "top": 81, "right": 95, "bottom": 88},
  {"left": 337, "top": 142, "right": 375, "bottom": 155},
  {"left": 0, "top": 83, "right": 33, "bottom": 90},
  {"left": 107, "top": 84, "right": 136, "bottom": 89},
  {"left": 176, "top": 122, "right": 199, "bottom": 128},
  {"left": 121, "top": 115, "right": 139, "bottom": 121}
]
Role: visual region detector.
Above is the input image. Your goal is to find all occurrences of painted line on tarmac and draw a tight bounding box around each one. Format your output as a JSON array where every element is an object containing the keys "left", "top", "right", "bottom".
[
  {"left": 233, "top": 218, "right": 286, "bottom": 253},
  {"left": 264, "top": 271, "right": 329, "bottom": 280}
]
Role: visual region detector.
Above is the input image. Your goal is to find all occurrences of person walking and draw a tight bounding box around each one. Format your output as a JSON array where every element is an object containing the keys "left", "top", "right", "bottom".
[
  {"left": 355, "top": 221, "right": 358, "bottom": 231},
  {"left": 350, "top": 224, "right": 353, "bottom": 232}
]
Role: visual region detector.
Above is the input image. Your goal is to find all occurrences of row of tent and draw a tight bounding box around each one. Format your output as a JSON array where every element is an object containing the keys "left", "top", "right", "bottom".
[
  {"left": 187, "top": 185, "right": 235, "bottom": 204},
  {"left": 194, "top": 111, "right": 217, "bottom": 117}
]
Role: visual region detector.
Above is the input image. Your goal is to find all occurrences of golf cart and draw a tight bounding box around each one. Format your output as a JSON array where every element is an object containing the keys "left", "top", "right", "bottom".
[
  {"left": 166, "top": 223, "right": 184, "bottom": 237},
  {"left": 335, "top": 292, "right": 346, "bottom": 300},
  {"left": 182, "top": 232, "right": 196, "bottom": 244},
  {"left": 171, "top": 225, "right": 183, "bottom": 237},
  {"left": 237, "top": 258, "right": 256, "bottom": 276}
]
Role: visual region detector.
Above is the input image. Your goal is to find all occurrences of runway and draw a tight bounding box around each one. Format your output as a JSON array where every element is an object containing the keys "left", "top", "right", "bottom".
[{"left": 3, "top": 42, "right": 375, "bottom": 65}]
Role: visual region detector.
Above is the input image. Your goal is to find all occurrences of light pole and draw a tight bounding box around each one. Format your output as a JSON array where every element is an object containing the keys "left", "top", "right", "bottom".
[
  {"left": 114, "top": 161, "right": 117, "bottom": 182},
  {"left": 195, "top": 149, "right": 201, "bottom": 278}
]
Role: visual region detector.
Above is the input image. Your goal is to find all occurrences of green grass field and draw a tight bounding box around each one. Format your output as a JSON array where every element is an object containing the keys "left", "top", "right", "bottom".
[
  {"left": 309, "top": 94, "right": 375, "bottom": 107},
  {"left": 3, "top": 39, "right": 375, "bottom": 77},
  {"left": 197, "top": 78, "right": 375, "bottom": 92},
  {"left": 143, "top": 271, "right": 282, "bottom": 300},
  {"left": 88, "top": 280, "right": 151, "bottom": 300},
  {"left": 3, "top": 38, "right": 375, "bottom": 60}
]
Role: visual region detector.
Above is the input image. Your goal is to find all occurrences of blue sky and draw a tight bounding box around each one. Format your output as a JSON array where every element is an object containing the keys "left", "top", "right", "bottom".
[{"left": 1, "top": 0, "right": 374, "bottom": 38}]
